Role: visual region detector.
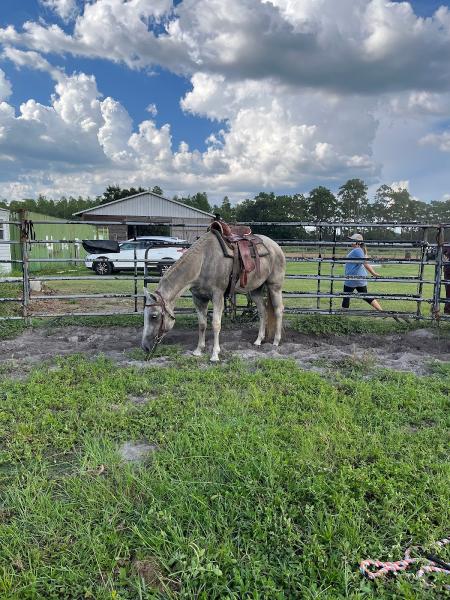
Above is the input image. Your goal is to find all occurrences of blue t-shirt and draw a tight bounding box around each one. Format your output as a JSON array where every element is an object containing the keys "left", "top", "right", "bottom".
[{"left": 344, "top": 247, "right": 367, "bottom": 287}]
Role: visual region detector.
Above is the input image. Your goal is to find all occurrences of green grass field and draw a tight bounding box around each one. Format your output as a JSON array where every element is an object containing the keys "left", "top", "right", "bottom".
[{"left": 0, "top": 352, "right": 448, "bottom": 598}]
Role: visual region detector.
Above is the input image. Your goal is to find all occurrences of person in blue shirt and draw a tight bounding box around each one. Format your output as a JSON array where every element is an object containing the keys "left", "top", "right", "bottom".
[{"left": 342, "top": 233, "right": 382, "bottom": 311}]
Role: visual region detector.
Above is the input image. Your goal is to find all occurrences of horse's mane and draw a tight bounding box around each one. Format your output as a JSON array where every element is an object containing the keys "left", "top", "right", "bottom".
[{"left": 160, "top": 232, "right": 210, "bottom": 284}]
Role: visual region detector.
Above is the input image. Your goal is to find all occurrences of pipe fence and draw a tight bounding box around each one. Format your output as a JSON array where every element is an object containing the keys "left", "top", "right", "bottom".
[{"left": 0, "top": 216, "right": 449, "bottom": 323}]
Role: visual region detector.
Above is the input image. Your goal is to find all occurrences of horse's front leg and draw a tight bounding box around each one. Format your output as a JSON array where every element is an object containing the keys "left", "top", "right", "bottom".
[
  {"left": 210, "top": 292, "right": 225, "bottom": 362},
  {"left": 192, "top": 294, "right": 208, "bottom": 356}
]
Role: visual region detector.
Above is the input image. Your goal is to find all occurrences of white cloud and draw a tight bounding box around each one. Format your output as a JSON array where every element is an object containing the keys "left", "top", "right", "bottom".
[
  {"left": 146, "top": 103, "right": 158, "bottom": 116},
  {"left": 0, "top": 69, "right": 12, "bottom": 101},
  {"left": 0, "top": 0, "right": 187, "bottom": 71},
  {"left": 388, "top": 90, "right": 450, "bottom": 118},
  {"left": 40, "top": 0, "right": 79, "bottom": 22},
  {"left": 98, "top": 97, "right": 134, "bottom": 162},
  {"left": 2, "top": 47, "right": 63, "bottom": 81},
  {"left": 390, "top": 180, "right": 410, "bottom": 192},
  {"left": 420, "top": 131, "right": 450, "bottom": 152},
  {"left": 3, "top": 0, "right": 450, "bottom": 93},
  {"left": 53, "top": 73, "right": 102, "bottom": 131}
]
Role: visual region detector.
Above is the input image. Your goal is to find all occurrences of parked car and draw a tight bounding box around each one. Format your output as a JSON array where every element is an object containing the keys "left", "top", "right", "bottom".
[{"left": 84, "top": 236, "right": 188, "bottom": 275}]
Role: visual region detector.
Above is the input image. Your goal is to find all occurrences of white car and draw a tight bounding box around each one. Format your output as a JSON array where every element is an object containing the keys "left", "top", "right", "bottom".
[{"left": 85, "top": 236, "right": 188, "bottom": 275}]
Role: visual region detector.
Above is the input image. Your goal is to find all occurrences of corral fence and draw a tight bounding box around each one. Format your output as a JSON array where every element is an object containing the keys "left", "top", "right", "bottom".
[{"left": 0, "top": 216, "right": 449, "bottom": 323}]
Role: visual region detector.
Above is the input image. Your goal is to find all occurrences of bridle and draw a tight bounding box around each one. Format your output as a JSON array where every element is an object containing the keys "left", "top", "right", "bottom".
[{"left": 143, "top": 289, "right": 175, "bottom": 354}]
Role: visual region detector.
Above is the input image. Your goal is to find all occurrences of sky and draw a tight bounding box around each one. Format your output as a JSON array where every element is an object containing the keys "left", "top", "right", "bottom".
[{"left": 0, "top": 0, "right": 450, "bottom": 204}]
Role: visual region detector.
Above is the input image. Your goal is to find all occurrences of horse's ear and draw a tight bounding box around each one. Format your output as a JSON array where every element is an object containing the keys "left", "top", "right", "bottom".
[{"left": 143, "top": 288, "right": 158, "bottom": 302}]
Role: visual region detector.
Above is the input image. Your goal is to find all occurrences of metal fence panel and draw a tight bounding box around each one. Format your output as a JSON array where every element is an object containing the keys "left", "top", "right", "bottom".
[{"left": 0, "top": 216, "right": 449, "bottom": 323}]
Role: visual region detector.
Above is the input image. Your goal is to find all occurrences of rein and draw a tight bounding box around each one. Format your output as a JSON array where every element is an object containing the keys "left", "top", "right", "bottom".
[{"left": 144, "top": 290, "right": 175, "bottom": 354}]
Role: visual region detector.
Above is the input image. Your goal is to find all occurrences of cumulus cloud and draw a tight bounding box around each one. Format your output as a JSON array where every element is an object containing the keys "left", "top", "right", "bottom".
[
  {"left": 3, "top": 0, "right": 450, "bottom": 94},
  {"left": 0, "top": 0, "right": 188, "bottom": 71},
  {"left": 0, "top": 0, "right": 449, "bottom": 199}
]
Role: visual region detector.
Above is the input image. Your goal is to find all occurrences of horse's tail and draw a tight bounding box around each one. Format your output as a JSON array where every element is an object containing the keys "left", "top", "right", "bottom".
[{"left": 265, "top": 288, "right": 276, "bottom": 341}]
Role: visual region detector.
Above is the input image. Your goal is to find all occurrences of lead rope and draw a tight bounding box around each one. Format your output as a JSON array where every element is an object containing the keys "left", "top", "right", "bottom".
[
  {"left": 20, "top": 220, "right": 35, "bottom": 251},
  {"left": 360, "top": 537, "right": 450, "bottom": 590}
]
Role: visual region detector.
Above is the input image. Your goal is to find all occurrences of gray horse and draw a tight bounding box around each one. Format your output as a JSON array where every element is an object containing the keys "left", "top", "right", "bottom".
[{"left": 141, "top": 230, "right": 286, "bottom": 361}]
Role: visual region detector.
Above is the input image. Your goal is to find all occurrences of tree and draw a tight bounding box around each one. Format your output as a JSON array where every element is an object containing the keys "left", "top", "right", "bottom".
[
  {"left": 337, "top": 178, "right": 368, "bottom": 221},
  {"left": 306, "top": 187, "right": 338, "bottom": 221},
  {"left": 429, "top": 199, "right": 450, "bottom": 223},
  {"left": 98, "top": 185, "right": 147, "bottom": 205},
  {"left": 368, "top": 184, "right": 393, "bottom": 222},
  {"left": 178, "top": 192, "right": 212, "bottom": 213},
  {"left": 212, "top": 196, "right": 235, "bottom": 221},
  {"left": 151, "top": 185, "right": 163, "bottom": 196},
  {"left": 235, "top": 192, "right": 308, "bottom": 239}
]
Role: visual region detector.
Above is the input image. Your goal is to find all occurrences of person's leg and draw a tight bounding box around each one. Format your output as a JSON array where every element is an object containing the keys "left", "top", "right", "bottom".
[
  {"left": 370, "top": 299, "right": 382, "bottom": 311},
  {"left": 356, "top": 286, "right": 382, "bottom": 311},
  {"left": 445, "top": 281, "right": 450, "bottom": 314},
  {"left": 342, "top": 285, "right": 353, "bottom": 309}
]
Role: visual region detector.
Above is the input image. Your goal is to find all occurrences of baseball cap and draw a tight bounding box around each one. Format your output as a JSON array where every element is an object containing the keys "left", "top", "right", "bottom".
[{"left": 348, "top": 233, "right": 364, "bottom": 242}]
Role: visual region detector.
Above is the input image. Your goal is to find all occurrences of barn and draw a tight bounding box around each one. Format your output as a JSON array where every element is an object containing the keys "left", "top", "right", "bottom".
[
  {"left": 0, "top": 208, "right": 11, "bottom": 273},
  {"left": 73, "top": 191, "right": 214, "bottom": 242}
]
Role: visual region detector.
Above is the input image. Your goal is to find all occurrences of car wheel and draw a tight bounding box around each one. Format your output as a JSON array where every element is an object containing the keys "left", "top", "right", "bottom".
[
  {"left": 158, "top": 259, "right": 174, "bottom": 276},
  {"left": 93, "top": 259, "right": 113, "bottom": 275}
]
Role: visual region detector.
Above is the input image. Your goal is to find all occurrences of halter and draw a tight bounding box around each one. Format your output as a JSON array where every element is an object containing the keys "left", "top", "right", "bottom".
[{"left": 143, "top": 290, "right": 175, "bottom": 354}]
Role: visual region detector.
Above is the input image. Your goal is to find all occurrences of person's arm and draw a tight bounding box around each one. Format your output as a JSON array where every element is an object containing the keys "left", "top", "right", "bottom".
[{"left": 364, "top": 261, "right": 380, "bottom": 277}]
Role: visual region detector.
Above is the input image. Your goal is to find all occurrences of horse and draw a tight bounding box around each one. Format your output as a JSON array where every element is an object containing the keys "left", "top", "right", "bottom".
[{"left": 141, "top": 226, "right": 286, "bottom": 362}]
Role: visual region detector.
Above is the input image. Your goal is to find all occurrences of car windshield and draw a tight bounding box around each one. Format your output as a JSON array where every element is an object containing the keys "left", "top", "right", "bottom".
[{"left": 119, "top": 242, "right": 137, "bottom": 250}]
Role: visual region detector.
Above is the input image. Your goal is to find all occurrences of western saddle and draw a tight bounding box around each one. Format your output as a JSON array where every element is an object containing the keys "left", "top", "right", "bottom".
[{"left": 209, "top": 217, "right": 266, "bottom": 297}]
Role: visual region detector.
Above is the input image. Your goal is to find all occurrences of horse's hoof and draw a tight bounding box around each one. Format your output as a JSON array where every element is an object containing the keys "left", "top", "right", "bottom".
[
  {"left": 210, "top": 355, "right": 220, "bottom": 363},
  {"left": 192, "top": 349, "right": 203, "bottom": 357},
  {"left": 253, "top": 340, "right": 262, "bottom": 346},
  {"left": 273, "top": 342, "right": 280, "bottom": 347}
]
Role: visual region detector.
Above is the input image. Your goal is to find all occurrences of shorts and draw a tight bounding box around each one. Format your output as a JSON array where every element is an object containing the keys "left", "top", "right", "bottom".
[{"left": 342, "top": 285, "right": 374, "bottom": 308}]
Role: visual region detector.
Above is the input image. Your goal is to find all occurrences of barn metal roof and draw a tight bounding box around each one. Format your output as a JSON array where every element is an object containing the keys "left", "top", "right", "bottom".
[{"left": 73, "top": 191, "right": 214, "bottom": 218}]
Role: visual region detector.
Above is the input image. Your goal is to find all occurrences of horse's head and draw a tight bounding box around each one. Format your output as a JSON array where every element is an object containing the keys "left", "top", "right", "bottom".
[{"left": 141, "top": 288, "right": 176, "bottom": 353}]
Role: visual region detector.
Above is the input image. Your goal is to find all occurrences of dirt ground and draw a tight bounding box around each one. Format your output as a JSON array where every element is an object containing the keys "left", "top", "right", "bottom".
[{"left": 1, "top": 324, "right": 449, "bottom": 376}]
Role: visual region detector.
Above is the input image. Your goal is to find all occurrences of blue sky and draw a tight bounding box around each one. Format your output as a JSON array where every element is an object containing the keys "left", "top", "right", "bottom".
[{"left": 0, "top": 0, "right": 449, "bottom": 202}]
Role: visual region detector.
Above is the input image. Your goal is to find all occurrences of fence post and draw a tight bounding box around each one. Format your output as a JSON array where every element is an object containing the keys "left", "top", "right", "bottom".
[
  {"left": 416, "top": 227, "right": 427, "bottom": 319},
  {"left": 133, "top": 225, "right": 138, "bottom": 313},
  {"left": 432, "top": 225, "right": 444, "bottom": 322},
  {"left": 329, "top": 226, "right": 337, "bottom": 314},
  {"left": 19, "top": 209, "right": 31, "bottom": 325},
  {"left": 316, "top": 225, "right": 323, "bottom": 310}
]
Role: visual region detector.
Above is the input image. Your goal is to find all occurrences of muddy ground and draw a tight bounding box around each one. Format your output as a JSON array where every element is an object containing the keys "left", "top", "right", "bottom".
[{"left": 1, "top": 325, "right": 449, "bottom": 376}]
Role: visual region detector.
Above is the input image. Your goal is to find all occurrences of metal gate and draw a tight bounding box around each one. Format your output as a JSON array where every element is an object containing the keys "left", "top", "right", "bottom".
[{"left": 0, "top": 215, "right": 449, "bottom": 323}]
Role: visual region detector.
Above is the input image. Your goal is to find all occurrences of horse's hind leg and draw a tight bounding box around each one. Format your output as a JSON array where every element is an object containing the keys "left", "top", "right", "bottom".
[
  {"left": 250, "top": 287, "right": 266, "bottom": 346},
  {"left": 192, "top": 294, "right": 208, "bottom": 356},
  {"left": 268, "top": 284, "right": 284, "bottom": 346},
  {"left": 210, "top": 292, "right": 225, "bottom": 362}
]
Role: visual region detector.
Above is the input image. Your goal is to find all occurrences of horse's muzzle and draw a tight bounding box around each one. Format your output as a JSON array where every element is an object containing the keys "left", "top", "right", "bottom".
[{"left": 141, "top": 341, "right": 151, "bottom": 353}]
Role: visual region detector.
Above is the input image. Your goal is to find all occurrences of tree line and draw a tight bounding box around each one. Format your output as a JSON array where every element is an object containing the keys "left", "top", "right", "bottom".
[{"left": 2, "top": 179, "right": 449, "bottom": 239}]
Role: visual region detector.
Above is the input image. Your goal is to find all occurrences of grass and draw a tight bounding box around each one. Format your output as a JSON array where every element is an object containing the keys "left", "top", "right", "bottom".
[{"left": 0, "top": 354, "right": 448, "bottom": 598}]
